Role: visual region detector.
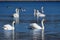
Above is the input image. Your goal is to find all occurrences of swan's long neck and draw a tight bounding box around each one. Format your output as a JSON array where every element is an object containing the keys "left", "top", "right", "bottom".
[
  {"left": 16, "top": 8, "right": 19, "bottom": 14},
  {"left": 12, "top": 21, "right": 15, "bottom": 27},
  {"left": 41, "top": 19, "right": 44, "bottom": 29},
  {"left": 41, "top": 6, "right": 44, "bottom": 13},
  {"left": 34, "top": 9, "right": 36, "bottom": 17},
  {"left": 36, "top": 10, "right": 40, "bottom": 22}
]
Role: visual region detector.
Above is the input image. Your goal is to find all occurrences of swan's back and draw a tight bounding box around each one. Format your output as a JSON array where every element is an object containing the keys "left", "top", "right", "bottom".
[{"left": 30, "top": 23, "right": 42, "bottom": 29}]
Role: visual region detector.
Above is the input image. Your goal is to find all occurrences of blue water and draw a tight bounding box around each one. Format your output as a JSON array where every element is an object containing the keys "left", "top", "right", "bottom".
[{"left": 0, "top": 1, "right": 60, "bottom": 40}]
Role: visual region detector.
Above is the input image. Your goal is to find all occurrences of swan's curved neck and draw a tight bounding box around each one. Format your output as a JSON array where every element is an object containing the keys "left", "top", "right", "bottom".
[
  {"left": 16, "top": 8, "right": 19, "bottom": 14},
  {"left": 12, "top": 21, "right": 15, "bottom": 27},
  {"left": 41, "top": 19, "right": 44, "bottom": 29}
]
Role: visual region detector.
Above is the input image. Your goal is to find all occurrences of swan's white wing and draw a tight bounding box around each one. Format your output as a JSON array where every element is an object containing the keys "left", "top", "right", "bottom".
[
  {"left": 39, "top": 13, "right": 45, "bottom": 17},
  {"left": 4, "top": 24, "right": 12, "bottom": 30},
  {"left": 4, "top": 24, "right": 12, "bottom": 27},
  {"left": 30, "top": 23, "right": 42, "bottom": 29}
]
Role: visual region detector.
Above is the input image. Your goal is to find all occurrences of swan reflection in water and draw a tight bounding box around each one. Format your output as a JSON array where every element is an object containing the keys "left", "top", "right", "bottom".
[
  {"left": 32, "top": 29, "right": 44, "bottom": 40},
  {"left": 4, "top": 30, "right": 15, "bottom": 40}
]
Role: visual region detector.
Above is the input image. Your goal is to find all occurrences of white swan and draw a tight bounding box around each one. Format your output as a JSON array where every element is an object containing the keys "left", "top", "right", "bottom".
[
  {"left": 34, "top": 7, "right": 45, "bottom": 18},
  {"left": 13, "top": 8, "right": 19, "bottom": 24},
  {"left": 34, "top": 7, "right": 45, "bottom": 22},
  {"left": 30, "top": 19, "right": 45, "bottom": 40},
  {"left": 3, "top": 21, "right": 15, "bottom": 30},
  {"left": 30, "top": 19, "right": 45, "bottom": 29},
  {"left": 34, "top": 10, "right": 45, "bottom": 22},
  {"left": 13, "top": 8, "right": 19, "bottom": 18}
]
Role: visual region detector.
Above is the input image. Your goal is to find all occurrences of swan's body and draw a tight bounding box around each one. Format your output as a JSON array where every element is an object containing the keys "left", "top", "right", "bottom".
[
  {"left": 3, "top": 21, "right": 15, "bottom": 30},
  {"left": 30, "top": 19, "right": 45, "bottom": 29},
  {"left": 36, "top": 10, "right": 45, "bottom": 17},
  {"left": 3, "top": 24, "right": 14, "bottom": 30},
  {"left": 30, "top": 23, "right": 42, "bottom": 29}
]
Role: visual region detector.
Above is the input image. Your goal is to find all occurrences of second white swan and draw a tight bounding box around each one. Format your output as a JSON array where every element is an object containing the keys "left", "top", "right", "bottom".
[{"left": 3, "top": 21, "right": 15, "bottom": 30}]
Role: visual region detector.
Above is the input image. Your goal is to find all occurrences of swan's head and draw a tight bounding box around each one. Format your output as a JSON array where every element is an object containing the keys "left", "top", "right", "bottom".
[
  {"left": 13, "top": 21, "right": 15, "bottom": 24},
  {"left": 15, "top": 8, "right": 19, "bottom": 12},
  {"left": 42, "top": 19, "right": 46, "bottom": 24},
  {"left": 42, "top": 19, "right": 45, "bottom": 21}
]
